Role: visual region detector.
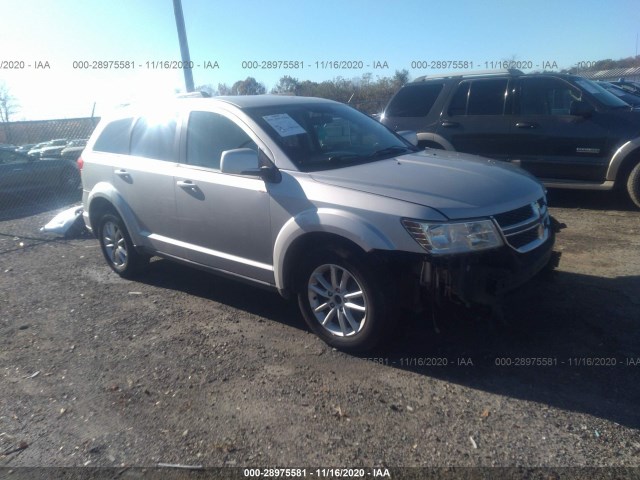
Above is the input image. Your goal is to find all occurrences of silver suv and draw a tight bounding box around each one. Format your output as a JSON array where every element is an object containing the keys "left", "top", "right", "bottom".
[{"left": 80, "top": 95, "right": 556, "bottom": 351}]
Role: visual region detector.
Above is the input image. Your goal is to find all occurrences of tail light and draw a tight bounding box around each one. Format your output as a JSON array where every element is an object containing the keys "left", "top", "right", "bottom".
[{"left": 77, "top": 156, "right": 84, "bottom": 170}]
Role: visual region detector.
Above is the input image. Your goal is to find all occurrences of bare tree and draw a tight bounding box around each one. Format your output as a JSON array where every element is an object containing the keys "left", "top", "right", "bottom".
[{"left": 0, "top": 82, "right": 19, "bottom": 123}]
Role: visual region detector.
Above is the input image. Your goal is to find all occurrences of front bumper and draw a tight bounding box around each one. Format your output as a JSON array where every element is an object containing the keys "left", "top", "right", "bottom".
[{"left": 412, "top": 223, "right": 558, "bottom": 308}]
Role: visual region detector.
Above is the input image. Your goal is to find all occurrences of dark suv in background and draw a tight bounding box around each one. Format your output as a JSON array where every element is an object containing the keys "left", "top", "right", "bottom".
[{"left": 382, "top": 69, "right": 640, "bottom": 208}]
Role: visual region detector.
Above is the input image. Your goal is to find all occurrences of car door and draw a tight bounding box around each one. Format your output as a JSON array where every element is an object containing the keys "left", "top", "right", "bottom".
[
  {"left": 436, "top": 78, "right": 512, "bottom": 161},
  {"left": 509, "top": 76, "right": 610, "bottom": 182},
  {"left": 173, "top": 110, "right": 273, "bottom": 284},
  {"left": 101, "top": 115, "right": 181, "bottom": 246}
]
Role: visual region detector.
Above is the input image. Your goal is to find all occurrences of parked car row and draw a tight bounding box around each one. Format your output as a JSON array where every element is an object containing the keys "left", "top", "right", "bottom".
[
  {"left": 595, "top": 81, "right": 640, "bottom": 108},
  {"left": 0, "top": 148, "right": 81, "bottom": 197},
  {"left": 380, "top": 69, "right": 640, "bottom": 208},
  {"left": 26, "top": 138, "right": 88, "bottom": 159}
]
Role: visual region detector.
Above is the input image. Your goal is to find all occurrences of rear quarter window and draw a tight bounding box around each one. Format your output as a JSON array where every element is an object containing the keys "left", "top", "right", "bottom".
[{"left": 385, "top": 83, "right": 444, "bottom": 117}]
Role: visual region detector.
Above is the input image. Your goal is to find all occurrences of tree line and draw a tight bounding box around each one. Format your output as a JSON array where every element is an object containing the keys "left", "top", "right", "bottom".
[{"left": 196, "top": 70, "right": 410, "bottom": 115}]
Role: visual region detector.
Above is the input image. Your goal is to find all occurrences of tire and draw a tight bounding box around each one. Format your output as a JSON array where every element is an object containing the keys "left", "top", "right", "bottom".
[
  {"left": 98, "top": 213, "right": 148, "bottom": 278},
  {"left": 626, "top": 161, "right": 640, "bottom": 209},
  {"left": 297, "top": 250, "right": 395, "bottom": 352}
]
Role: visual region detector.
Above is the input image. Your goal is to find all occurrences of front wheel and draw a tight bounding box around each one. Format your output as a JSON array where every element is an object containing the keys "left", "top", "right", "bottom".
[
  {"left": 626, "top": 161, "right": 640, "bottom": 209},
  {"left": 297, "top": 251, "right": 394, "bottom": 352},
  {"left": 98, "top": 213, "right": 148, "bottom": 278}
]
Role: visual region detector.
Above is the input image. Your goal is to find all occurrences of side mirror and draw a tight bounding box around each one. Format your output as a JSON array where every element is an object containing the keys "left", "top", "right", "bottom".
[
  {"left": 220, "top": 148, "right": 259, "bottom": 174},
  {"left": 397, "top": 130, "right": 418, "bottom": 146},
  {"left": 570, "top": 101, "right": 594, "bottom": 117},
  {"left": 220, "top": 148, "right": 280, "bottom": 183}
]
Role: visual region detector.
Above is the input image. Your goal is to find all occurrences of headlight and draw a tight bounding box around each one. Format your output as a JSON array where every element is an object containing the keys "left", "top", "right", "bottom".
[{"left": 402, "top": 218, "right": 503, "bottom": 254}]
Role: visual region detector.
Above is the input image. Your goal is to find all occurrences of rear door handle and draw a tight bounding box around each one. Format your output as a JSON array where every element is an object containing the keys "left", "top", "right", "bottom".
[
  {"left": 440, "top": 121, "right": 459, "bottom": 127},
  {"left": 177, "top": 180, "right": 196, "bottom": 188},
  {"left": 114, "top": 169, "right": 130, "bottom": 177},
  {"left": 515, "top": 122, "right": 538, "bottom": 129}
]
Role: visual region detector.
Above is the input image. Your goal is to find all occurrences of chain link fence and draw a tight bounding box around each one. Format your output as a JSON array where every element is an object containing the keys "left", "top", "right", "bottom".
[{"left": 0, "top": 118, "right": 98, "bottom": 218}]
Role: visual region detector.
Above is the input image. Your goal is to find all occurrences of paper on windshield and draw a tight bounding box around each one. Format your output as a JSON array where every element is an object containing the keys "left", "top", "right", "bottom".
[{"left": 262, "top": 114, "right": 307, "bottom": 137}]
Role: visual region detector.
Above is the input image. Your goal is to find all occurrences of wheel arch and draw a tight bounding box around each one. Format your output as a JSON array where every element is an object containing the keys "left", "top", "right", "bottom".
[
  {"left": 86, "top": 183, "right": 145, "bottom": 245},
  {"left": 416, "top": 132, "right": 454, "bottom": 150},
  {"left": 607, "top": 139, "right": 640, "bottom": 187},
  {"left": 273, "top": 209, "right": 397, "bottom": 296}
]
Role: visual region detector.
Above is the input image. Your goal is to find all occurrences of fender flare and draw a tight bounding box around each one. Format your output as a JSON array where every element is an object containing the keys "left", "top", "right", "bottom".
[
  {"left": 416, "top": 132, "right": 455, "bottom": 150},
  {"left": 606, "top": 138, "right": 640, "bottom": 182},
  {"left": 86, "top": 182, "right": 146, "bottom": 246}
]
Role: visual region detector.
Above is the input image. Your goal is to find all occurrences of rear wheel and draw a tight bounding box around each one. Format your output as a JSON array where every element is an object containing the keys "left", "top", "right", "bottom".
[
  {"left": 98, "top": 213, "right": 148, "bottom": 278},
  {"left": 626, "top": 161, "right": 640, "bottom": 208},
  {"left": 297, "top": 250, "right": 395, "bottom": 352}
]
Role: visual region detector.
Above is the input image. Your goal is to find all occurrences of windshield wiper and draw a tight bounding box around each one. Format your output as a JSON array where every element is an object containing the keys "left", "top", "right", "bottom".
[
  {"left": 370, "top": 145, "right": 414, "bottom": 158},
  {"left": 327, "top": 153, "right": 366, "bottom": 164}
]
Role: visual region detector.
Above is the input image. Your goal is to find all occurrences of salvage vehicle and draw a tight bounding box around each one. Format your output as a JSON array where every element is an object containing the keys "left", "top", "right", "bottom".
[{"left": 80, "top": 95, "right": 558, "bottom": 351}]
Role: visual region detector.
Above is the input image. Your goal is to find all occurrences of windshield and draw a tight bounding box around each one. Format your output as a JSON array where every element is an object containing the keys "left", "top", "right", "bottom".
[
  {"left": 574, "top": 79, "right": 631, "bottom": 108},
  {"left": 244, "top": 102, "right": 416, "bottom": 172},
  {"left": 598, "top": 83, "right": 640, "bottom": 106}
]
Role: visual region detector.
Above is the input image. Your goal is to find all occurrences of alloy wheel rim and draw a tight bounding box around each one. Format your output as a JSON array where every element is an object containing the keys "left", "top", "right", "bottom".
[
  {"left": 307, "top": 263, "right": 367, "bottom": 337},
  {"left": 102, "top": 221, "right": 128, "bottom": 269}
]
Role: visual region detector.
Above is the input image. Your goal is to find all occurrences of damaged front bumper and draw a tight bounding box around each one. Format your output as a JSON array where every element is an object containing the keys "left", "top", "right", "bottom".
[
  {"left": 418, "top": 233, "right": 558, "bottom": 308},
  {"left": 394, "top": 216, "right": 562, "bottom": 312}
]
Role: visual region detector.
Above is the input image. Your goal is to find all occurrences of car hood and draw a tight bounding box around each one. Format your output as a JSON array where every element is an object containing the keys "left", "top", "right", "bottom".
[{"left": 310, "top": 149, "right": 545, "bottom": 220}]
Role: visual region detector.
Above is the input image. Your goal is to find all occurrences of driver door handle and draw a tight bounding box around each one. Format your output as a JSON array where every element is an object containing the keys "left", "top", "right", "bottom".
[{"left": 516, "top": 122, "right": 538, "bottom": 129}]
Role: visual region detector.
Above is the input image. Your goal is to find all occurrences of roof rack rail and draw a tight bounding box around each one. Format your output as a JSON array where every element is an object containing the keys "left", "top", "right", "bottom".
[
  {"left": 413, "top": 68, "right": 524, "bottom": 82},
  {"left": 176, "top": 91, "right": 211, "bottom": 98}
]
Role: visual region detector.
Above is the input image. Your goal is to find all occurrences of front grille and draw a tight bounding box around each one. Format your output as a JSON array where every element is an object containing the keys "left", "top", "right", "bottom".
[
  {"left": 492, "top": 197, "right": 549, "bottom": 253},
  {"left": 493, "top": 205, "right": 534, "bottom": 227}
]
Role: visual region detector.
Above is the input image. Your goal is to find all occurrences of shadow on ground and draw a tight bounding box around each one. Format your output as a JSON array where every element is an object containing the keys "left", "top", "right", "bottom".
[
  {"left": 546, "top": 189, "right": 637, "bottom": 212},
  {"left": 133, "top": 258, "right": 640, "bottom": 430}
]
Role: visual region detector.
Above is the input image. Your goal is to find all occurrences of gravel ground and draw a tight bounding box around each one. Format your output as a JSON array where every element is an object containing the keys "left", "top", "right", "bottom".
[{"left": 0, "top": 189, "right": 639, "bottom": 477}]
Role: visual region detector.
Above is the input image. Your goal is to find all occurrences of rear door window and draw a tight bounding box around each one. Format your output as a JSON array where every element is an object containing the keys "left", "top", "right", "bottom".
[
  {"left": 130, "top": 115, "right": 178, "bottom": 161},
  {"left": 449, "top": 79, "right": 508, "bottom": 116}
]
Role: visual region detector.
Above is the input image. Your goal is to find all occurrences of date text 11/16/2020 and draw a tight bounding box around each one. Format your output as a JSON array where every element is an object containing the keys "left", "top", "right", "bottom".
[{"left": 363, "top": 357, "right": 640, "bottom": 367}]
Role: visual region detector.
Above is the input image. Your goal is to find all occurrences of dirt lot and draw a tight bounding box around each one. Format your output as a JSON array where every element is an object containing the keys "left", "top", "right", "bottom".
[{"left": 0, "top": 189, "right": 639, "bottom": 477}]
